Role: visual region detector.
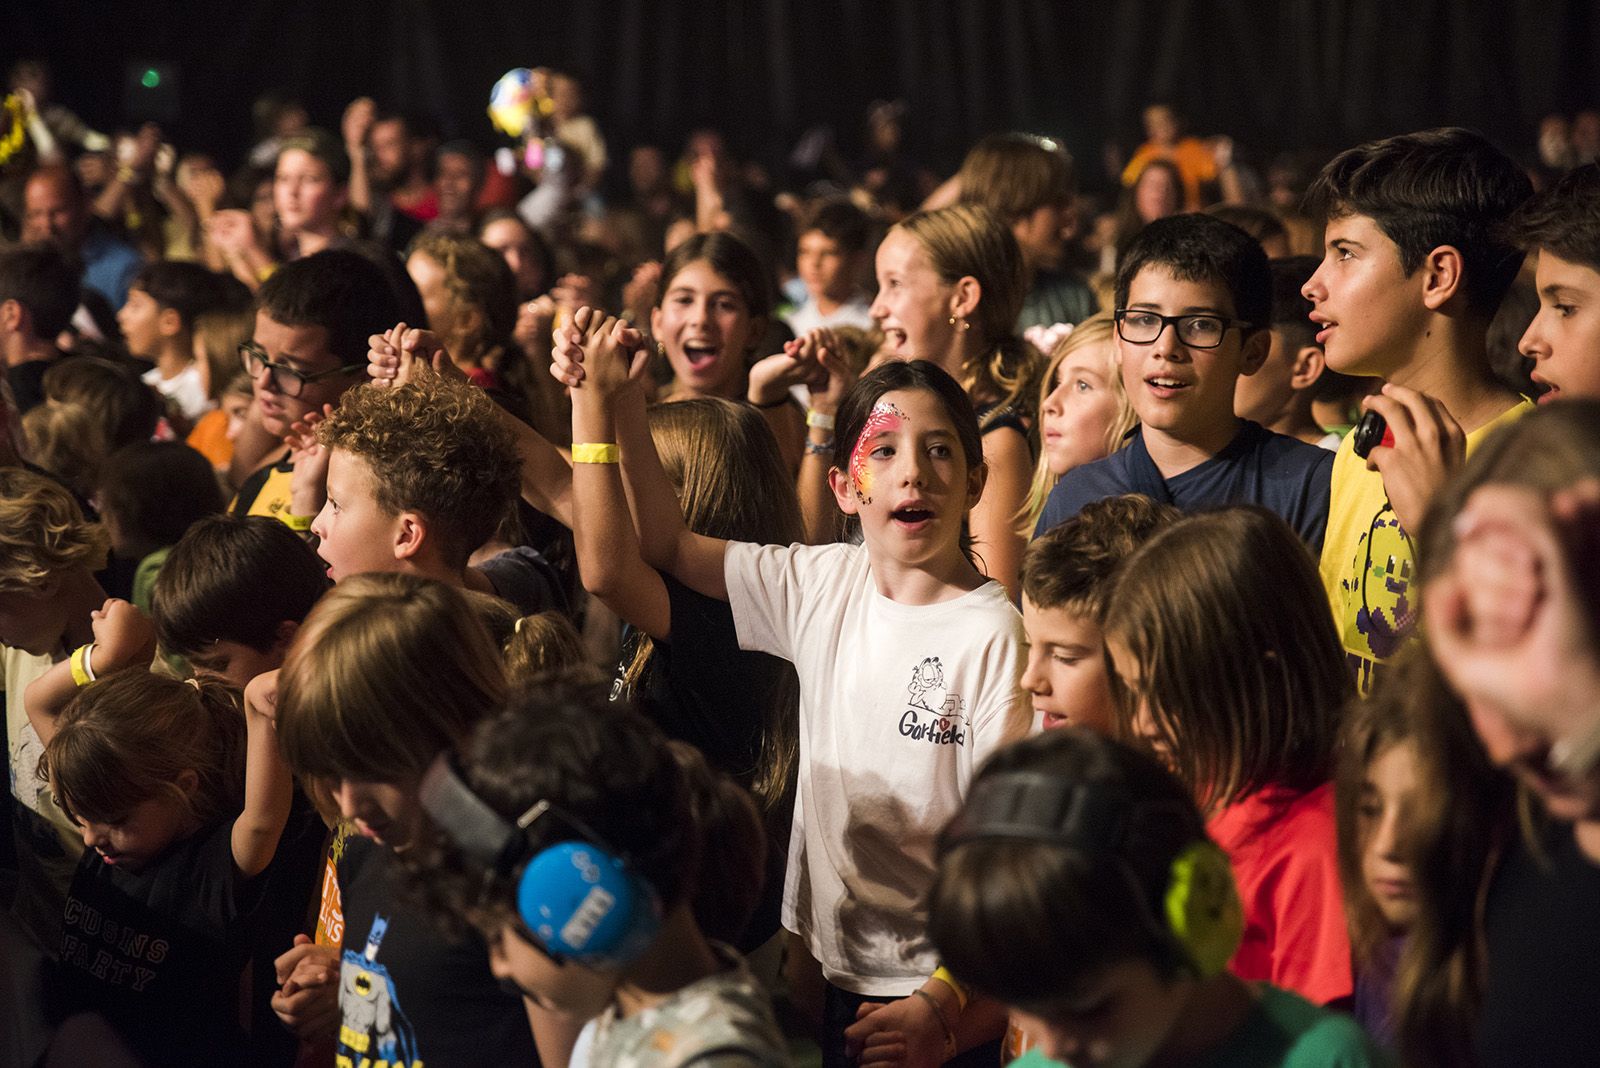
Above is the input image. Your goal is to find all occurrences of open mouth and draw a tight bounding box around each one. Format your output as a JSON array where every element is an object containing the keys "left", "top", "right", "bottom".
[
  {"left": 681, "top": 342, "right": 720, "bottom": 370},
  {"left": 1145, "top": 375, "right": 1190, "bottom": 396},
  {"left": 883, "top": 328, "right": 909, "bottom": 352},
  {"left": 890, "top": 506, "right": 934, "bottom": 526},
  {"left": 1536, "top": 380, "right": 1560, "bottom": 404}
]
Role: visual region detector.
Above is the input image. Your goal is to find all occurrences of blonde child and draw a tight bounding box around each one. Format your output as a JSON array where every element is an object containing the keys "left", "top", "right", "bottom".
[
  {"left": 0, "top": 469, "right": 110, "bottom": 961},
  {"left": 1103, "top": 506, "right": 1354, "bottom": 1007},
  {"left": 554, "top": 314, "right": 1029, "bottom": 1068},
  {"left": 868, "top": 204, "right": 1041, "bottom": 597},
  {"left": 1022, "top": 314, "right": 1137, "bottom": 530}
]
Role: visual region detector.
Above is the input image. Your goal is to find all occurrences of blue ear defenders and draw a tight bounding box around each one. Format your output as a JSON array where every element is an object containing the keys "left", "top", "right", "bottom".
[{"left": 418, "top": 751, "right": 663, "bottom": 970}]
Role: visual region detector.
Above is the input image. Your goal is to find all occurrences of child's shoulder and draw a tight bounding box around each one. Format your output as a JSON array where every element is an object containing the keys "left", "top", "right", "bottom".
[
  {"left": 1243, "top": 422, "right": 1336, "bottom": 475},
  {"left": 1250, "top": 985, "right": 1393, "bottom": 1066}
]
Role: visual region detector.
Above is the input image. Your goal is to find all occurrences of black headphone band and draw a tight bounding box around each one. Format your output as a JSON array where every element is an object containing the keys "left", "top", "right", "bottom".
[
  {"left": 418, "top": 751, "right": 525, "bottom": 876},
  {"left": 418, "top": 750, "right": 640, "bottom": 879},
  {"left": 941, "top": 771, "right": 1151, "bottom": 854}
]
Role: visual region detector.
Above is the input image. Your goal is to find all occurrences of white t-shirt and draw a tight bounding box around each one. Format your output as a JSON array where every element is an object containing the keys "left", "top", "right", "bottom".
[
  {"left": 141, "top": 363, "right": 212, "bottom": 424},
  {"left": 783, "top": 296, "right": 876, "bottom": 338},
  {"left": 724, "top": 541, "right": 1028, "bottom": 995}
]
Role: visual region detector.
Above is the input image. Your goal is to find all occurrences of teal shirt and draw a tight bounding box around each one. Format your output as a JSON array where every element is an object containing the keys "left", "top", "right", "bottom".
[{"left": 1007, "top": 986, "right": 1392, "bottom": 1068}]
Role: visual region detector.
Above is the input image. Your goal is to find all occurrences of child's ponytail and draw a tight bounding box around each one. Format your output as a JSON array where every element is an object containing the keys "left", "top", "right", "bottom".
[{"left": 41, "top": 669, "right": 246, "bottom": 829}]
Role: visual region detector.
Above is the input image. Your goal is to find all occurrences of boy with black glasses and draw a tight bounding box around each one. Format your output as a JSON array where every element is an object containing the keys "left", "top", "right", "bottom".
[
  {"left": 1035, "top": 213, "right": 1333, "bottom": 551},
  {"left": 229, "top": 250, "right": 400, "bottom": 525}
]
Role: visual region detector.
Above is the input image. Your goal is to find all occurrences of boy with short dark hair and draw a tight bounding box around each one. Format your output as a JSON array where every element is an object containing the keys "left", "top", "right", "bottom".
[
  {"left": 784, "top": 197, "right": 876, "bottom": 336},
  {"left": 1020, "top": 495, "right": 1180, "bottom": 733},
  {"left": 1234, "top": 256, "right": 1342, "bottom": 450},
  {"left": 0, "top": 243, "right": 80, "bottom": 414},
  {"left": 1301, "top": 127, "right": 1533, "bottom": 691},
  {"left": 117, "top": 260, "right": 225, "bottom": 426},
  {"left": 1507, "top": 161, "right": 1600, "bottom": 403},
  {"left": 230, "top": 248, "right": 401, "bottom": 524},
  {"left": 145, "top": 512, "right": 332, "bottom": 1068},
  {"left": 1034, "top": 213, "right": 1334, "bottom": 551},
  {"left": 312, "top": 372, "right": 563, "bottom": 614},
  {"left": 957, "top": 132, "right": 1097, "bottom": 330},
  {"left": 150, "top": 513, "right": 329, "bottom": 687}
]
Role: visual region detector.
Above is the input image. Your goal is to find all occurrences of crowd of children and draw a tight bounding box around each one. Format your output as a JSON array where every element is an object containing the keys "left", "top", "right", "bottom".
[{"left": 3, "top": 61, "right": 1600, "bottom": 1068}]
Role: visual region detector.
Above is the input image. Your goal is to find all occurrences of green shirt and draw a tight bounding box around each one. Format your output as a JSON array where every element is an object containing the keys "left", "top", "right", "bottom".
[{"left": 1006, "top": 985, "right": 1392, "bottom": 1068}]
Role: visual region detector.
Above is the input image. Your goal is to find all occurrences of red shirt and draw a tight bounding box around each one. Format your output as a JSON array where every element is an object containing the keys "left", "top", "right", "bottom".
[{"left": 1208, "top": 781, "right": 1353, "bottom": 1005}]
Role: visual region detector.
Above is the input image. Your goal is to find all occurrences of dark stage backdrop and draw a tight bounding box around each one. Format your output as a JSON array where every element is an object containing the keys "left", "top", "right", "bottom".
[{"left": 10, "top": 0, "right": 1600, "bottom": 189}]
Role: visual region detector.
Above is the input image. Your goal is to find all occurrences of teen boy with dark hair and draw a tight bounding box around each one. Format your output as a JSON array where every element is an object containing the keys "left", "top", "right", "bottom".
[
  {"left": 1035, "top": 214, "right": 1333, "bottom": 551},
  {"left": 957, "top": 132, "right": 1097, "bottom": 330},
  {"left": 1301, "top": 127, "right": 1533, "bottom": 691},
  {"left": 230, "top": 249, "right": 401, "bottom": 524},
  {"left": 1508, "top": 161, "right": 1600, "bottom": 403}
]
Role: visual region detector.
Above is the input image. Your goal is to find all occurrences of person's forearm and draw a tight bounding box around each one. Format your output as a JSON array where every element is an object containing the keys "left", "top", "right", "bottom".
[
  {"left": 799, "top": 417, "right": 837, "bottom": 544},
  {"left": 503, "top": 404, "right": 574, "bottom": 528},
  {"left": 614, "top": 387, "right": 692, "bottom": 569}
]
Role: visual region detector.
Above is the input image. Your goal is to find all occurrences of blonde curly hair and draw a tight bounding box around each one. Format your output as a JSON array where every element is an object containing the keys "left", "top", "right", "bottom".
[{"left": 0, "top": 466, "right": 109, "bottom": 593}]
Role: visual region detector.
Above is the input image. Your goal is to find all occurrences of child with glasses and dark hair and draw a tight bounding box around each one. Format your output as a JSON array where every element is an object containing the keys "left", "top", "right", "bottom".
[
  {"left": 1033, "top": 213, "right": 1334, "bottom": 553},
  {"left": 228, "top": 249, "right": 402, "bottom": 526},
  {"left": 1301, "top": 127, "right": 1533, "bottom": 694}
]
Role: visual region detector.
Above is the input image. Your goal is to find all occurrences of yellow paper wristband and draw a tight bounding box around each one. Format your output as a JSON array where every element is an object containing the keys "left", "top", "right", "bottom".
[
  {"left": 69, "top": 644, "right": 96, "bottom": 688},
  {"left": 806, "top": 409, "right": 836, "bottom": 431},
  {"left": 281, "top": 511, "right": 315, "bottom": 532},
  {"left": 931, "top": 966, "right": 968, "bottom": 1012},
  {"left": 572, "top": 442, "right": 620, "bottom": 464}
]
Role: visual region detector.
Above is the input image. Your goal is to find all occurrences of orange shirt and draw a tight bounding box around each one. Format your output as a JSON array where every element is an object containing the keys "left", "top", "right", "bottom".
[{"left": 1122, "top": 138, "right": 1219, "bottom": 210}]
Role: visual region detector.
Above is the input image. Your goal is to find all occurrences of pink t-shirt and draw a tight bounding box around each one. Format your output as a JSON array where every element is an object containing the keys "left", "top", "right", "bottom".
[{"left": 1208, "top": 781, "right": 1353, "bottom": 1005}]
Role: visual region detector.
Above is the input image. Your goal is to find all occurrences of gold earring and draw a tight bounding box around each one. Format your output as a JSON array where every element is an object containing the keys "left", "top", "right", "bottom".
[{"left": 948, "top": 315, "right": 971, "bottom": 331}]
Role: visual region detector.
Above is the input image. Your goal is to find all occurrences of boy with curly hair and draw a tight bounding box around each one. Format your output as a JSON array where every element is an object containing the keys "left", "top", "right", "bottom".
[{"left": 311, "top": 372, "right": 563, "bottom": 614}]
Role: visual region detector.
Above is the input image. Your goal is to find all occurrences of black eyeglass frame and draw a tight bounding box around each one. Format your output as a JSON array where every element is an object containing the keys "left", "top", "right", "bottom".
[
  {"left": 238, "top": 341, "right": 365, "bottom": 398},
  {"left": 1112, "top": 309, "right": 1256, "bottom": 350}
]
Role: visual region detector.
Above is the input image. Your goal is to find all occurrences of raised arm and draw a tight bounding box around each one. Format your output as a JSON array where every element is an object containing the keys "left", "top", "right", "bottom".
[
  {"left": 566, "top": 309, "right": 673, "bottom": 639},
  {"left": 368, "top": 323, "right": 575, "bottom": 528},
  {"left": 24, "top": 599, "right": 156, "bottom": 747},
  {"left": 233, "top": 669, "right": 294, "bottom": 879},
  {"left": 969, "top": 426, "right": 1031, "bottom": 600},
  {"left": 553, "top": 308, "right": 731, "bottom": 601},
  {"left": 795, "top": 328, "right": 857, "bottom": 544}
]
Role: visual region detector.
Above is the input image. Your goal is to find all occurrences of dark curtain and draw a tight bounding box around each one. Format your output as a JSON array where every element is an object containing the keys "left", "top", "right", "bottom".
[{"left": 11, "top": 0, "right": 1599, "bottom": 187}]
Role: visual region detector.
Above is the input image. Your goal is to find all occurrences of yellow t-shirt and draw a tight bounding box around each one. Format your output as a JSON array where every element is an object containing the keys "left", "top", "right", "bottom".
[
  {"left": 1318, "top": 400, "right": 1533, "bottom": 693},
  {"left": 227, "top": 458, "right": 298, "bottom": 526}
]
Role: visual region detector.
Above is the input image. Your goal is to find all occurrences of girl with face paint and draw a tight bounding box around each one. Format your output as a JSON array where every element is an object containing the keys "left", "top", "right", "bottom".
[{"left": 554, "top": 317, "right": 1031, "bottom": 1068}]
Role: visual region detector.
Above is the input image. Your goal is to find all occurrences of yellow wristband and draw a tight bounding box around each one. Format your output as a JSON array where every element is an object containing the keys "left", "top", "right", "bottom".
[
  {"left": 806, "top": 410, "right": 836, "bottom": 431},
  {"left": 69, "top": 644, "right": 96, "bottom": 688},
  {"left": 931, "top": 966, "right": 968, "bottom": 1012},
  {"left": 281, "top": 511, "right": 315, "bottom": 531},
  {"left": 572, "top": 442, "right": 620, "bottom": 464}
]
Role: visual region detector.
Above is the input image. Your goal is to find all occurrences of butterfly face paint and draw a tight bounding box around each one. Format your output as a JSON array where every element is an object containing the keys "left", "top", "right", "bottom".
[{"left": 849, "top": 400, "right": 906, "bottom": 504}]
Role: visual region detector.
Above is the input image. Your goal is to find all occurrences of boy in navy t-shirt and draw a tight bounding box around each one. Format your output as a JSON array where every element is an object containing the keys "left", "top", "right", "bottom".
[{"left": 1035, "top": 213, "right": 1333, "bottom": 551}]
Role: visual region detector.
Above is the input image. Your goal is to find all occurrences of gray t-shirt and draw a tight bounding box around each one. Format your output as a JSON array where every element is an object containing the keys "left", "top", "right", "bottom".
[{"left": 588, "top": 944, "right": 790, "bottom": 1068}]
